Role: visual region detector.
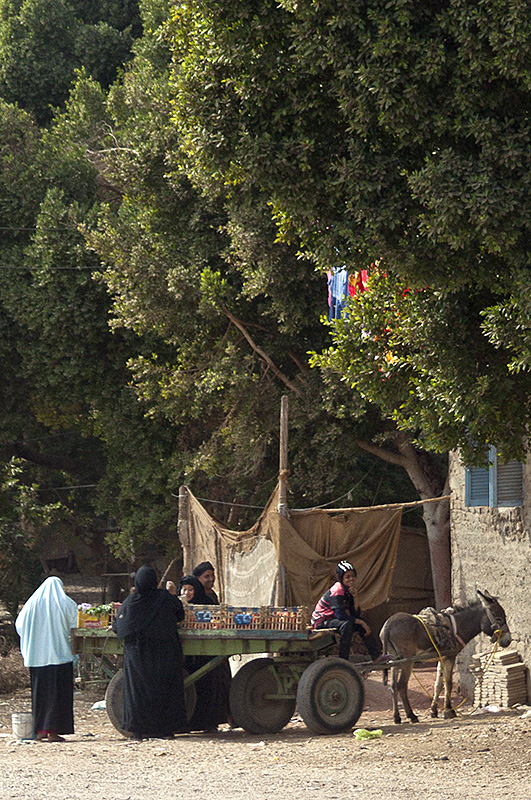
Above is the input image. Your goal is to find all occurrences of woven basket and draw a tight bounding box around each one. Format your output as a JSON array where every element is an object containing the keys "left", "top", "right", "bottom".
[
  {"left": 183, "top": 604, "right": 226, "bottom": 630},
  {"left": 182, "top": 604, "right": 309, "bottom": 632},
  {"left": 262, "top": 606, "right": 309, "bottom": 631}
]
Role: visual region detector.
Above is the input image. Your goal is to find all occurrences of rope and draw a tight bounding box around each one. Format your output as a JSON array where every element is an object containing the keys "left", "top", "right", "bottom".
[
  {"left": 171, "top": 494, "right": 266, "bottom": 510},
  {"left": 413, "top": 614, "right": 446, "bottom": 663},
  {"left": 291, "top": 494, "right": 451, "bottom": 514},
  {"left": 172, "top": 487, "right": 450, "bottom": 514},
  {"left": 410, "top": 663, "right": 441, "bottom": 705},
  {"left": 411, "top": 614, "right": 448, "bottom": 711},
  {"left": 293, "top": 467, "right": 377, "bottom": 510},
  {"left": 407, "top": 620, "right": 503, "bottom": 716}
]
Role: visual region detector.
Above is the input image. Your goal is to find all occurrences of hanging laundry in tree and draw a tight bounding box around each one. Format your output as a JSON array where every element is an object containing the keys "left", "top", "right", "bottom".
[
  {"left": 327, "top": 268, "right": 369, "bottom": 319},
  {"left": 348, "top": 270, "right": 369, "bottom": 297},
  {"left": 327, "top": 267, "right": 349, "bottom": 320}
]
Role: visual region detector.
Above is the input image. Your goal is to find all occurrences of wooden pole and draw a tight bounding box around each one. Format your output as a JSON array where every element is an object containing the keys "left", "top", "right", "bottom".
[
  {"left": 278, "top": 395, "right": 289, "bottom": 518},
  {"left": 158, "top": 558, "right": 178, "bottom": 589},
  {"left": 276, "top": 395, "right": 289, "bottom": 604},
  {"left": 177, "top": 485, "right": 191, "bottom": 574}
]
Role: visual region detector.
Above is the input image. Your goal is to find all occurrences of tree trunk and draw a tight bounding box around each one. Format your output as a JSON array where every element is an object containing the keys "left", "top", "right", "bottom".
[
  {"left": 421, "top": 495, "right": 451, "bottom": 608},
  {"left": 398, "top": 442, "right": 451, "bottom": 608}
]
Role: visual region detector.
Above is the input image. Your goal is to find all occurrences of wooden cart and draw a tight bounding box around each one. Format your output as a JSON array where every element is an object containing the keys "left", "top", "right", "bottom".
[{"left": 74, "top": 627, "right": 370, "bottom": 736}]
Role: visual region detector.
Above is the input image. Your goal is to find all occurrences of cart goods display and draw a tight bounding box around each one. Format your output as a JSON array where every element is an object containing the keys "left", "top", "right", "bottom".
[
  {"left": 77, "top": 603, "right": 112, "bottom": 629},
  {"left": 183, "top": 604, "right": 309, "bottom": 631},
  {"left": 74, "top": 604, "right": 367, "bottom": 736}
]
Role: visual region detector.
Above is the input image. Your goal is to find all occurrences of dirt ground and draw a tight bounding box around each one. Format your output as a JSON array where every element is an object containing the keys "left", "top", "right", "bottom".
[
  {"left": 1, "top": 575, "right": 530, "bottom": 799},
  {"left": 0, "top": 668, "right": 530, "bottom": 800}
]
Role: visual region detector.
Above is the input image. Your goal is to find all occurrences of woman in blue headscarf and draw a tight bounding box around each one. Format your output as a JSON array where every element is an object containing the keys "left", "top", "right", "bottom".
[
  {"left": 113, "top": 565, "right": 187, "bottom": 739},
  {"left": 16, "top": 576, "right": 78, "bottom": 742}
]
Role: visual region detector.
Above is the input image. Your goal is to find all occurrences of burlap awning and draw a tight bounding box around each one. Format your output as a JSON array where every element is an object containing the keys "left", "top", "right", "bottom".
[{"left": 179, "top": 483, "right": 402, "bottom": 611}]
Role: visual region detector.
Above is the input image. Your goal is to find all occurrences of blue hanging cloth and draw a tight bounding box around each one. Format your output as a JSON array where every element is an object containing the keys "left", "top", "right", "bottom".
[{"left": 327, "top": 267, "right": 349, "bottom": 320}]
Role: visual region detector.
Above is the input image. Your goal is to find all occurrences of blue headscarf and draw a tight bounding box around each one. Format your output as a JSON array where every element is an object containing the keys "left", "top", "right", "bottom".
[{"left": 15, "top": 577, "right": 78, "bottom": 667}]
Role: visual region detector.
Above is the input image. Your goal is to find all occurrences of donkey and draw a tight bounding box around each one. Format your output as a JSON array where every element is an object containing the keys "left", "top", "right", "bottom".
[{"left": 380, "top": 590, "right": 511, "bottom": 724}]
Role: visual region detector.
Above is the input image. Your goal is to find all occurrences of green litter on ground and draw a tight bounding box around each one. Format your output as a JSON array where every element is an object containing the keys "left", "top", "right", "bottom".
[{"left": 353, "top": 728, "right": 383, "bottom": 740}]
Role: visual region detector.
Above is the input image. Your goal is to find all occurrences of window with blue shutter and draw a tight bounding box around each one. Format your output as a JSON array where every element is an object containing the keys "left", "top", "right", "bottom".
[{"left": 465, "top": 446, "right": 523, "bottom": 507}]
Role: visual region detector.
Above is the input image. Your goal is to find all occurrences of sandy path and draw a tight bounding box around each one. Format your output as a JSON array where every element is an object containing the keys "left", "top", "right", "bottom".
[{"left": 1, "top": 671, "right": 530, "bottom": 800}]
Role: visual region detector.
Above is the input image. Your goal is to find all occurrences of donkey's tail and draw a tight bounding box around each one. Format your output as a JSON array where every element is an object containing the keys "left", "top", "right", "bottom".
[
  {"left": 380, "top": 622, "right": 393, "bottom": 686},
  {"left": 379, "top": 619, "right": 404, "bottom": 686}
]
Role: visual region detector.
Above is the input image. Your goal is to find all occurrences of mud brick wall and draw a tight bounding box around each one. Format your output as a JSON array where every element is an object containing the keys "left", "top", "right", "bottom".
[{"left": 449, "top": 452, "right": 531, "bottom": 701}]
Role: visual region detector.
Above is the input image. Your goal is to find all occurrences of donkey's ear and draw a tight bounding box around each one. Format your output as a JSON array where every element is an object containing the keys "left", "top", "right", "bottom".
[{"left": 477, "top": 589, "right": 494, "bottom": 604}]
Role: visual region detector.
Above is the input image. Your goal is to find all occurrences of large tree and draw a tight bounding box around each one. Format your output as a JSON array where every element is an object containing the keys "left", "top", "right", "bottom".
[
  {"left": 161, "top": 0, "right": 531, "bottom": 603},
  {"left": 76, "top": 21, "right": 416, "bottom": 521},
  {"left": 169, "top": 0, "right": 531, "bottom": 456},
  {"left": 172, "top": 1, "right": 531, "bottom": 266},
  {"left": 0, "top": 92, "right": 194, "bottom": 565},
  {"left": 0, "top": 0, "right": 417, "bottom": 587}
]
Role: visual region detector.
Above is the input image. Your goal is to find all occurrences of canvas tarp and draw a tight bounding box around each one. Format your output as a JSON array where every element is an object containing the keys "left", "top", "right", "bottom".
[{"left": 179, "top": 483, "right": 402, "bottom": 611}]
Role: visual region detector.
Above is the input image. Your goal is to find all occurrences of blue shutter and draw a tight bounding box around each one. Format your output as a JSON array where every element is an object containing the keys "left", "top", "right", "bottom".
[
  {"left": 465, "top": 466, "right": 490, "bottom": 506},
  {"left": 466, "top": 445, "right": 524, "bottom": 507}
]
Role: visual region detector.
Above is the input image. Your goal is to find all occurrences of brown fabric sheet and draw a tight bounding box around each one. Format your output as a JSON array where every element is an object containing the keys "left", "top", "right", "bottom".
[
  {"left": 270, "top": 506, "right": 402, "bottom": 609},
  {"left": 180, "top": 483, "right": 402, "bottom": 611}
]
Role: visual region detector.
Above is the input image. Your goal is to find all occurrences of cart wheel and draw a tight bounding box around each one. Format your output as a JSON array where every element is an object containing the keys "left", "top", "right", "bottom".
[
  {"left": 105, "top": 669, "right": 131, "bottom": 738},
  {"left": 296, "top": 657, "right": 365, "bottom": 735},
  {"left": 229, "top": 657, "right": 296, "bottom": 734},
  {"left": 105, "top": 668, "right": 197, "bottom": 737}
]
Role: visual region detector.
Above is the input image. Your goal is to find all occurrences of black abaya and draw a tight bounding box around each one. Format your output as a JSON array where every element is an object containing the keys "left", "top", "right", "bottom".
[
  {"left": 122, "top": 624, "right": 186, "bottom": 737},
  {"left": 30, "top": 662, "right": 74, "bottom": 734},
  {"left": 114, "top": 567, "right": 187, "bottom": 738},
  {"left": 185, "top": 654, "right": 231, "bottom": 731},
  {"left": 181, "top": 580, "right": 231, "bottom": 731}
]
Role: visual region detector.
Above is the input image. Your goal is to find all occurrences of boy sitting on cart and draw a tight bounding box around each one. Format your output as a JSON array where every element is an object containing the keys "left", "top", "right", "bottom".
[{"left": 311, "top": 561, "right": 384, "bottom": 662}]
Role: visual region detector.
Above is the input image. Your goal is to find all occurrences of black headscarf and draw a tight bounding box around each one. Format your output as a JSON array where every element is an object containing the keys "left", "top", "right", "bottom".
[
  {"left": 113, "top": 566, "right": 168, "bottom": 640},
  {"left": 178, "top": 575, "right": 209, "bottom": 604},
  {"left": 192, "top": 561, "right": 215, "bottom": 577},
  {"left": 191, "top": 561, "right": 220, "bottom": 605}
]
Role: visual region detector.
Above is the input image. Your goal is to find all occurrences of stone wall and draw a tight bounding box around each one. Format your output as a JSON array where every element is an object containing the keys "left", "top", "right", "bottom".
[{"left": 449, "top": 452, "right": 531, "bottom": 701}]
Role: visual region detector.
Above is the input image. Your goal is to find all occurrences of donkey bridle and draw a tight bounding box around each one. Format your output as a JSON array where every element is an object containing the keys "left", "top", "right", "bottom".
[{"left": 484, "top": 604, "right": 506, "bottom": 634}]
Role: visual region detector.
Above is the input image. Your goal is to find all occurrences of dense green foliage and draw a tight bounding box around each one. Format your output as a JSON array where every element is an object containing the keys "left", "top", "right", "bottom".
[
  {"left": 0, "top": 0, "right": 420, "bottom": 600},
  {"left": 0, "top": 0, "right": 141, "bottom": 124},
  {"left": 0, "top": 460, "right": 64, "bottom": 620},
  {"left": 78, "top": 19, "right": 416, "bottom": 527},
  {"left": 4, "top": 0, "right": 530, "bottom": 609},
  {"left": 172, "top": 0, "right": 531, "bottom": 278},
  {"left": 313, "top": 272, "right": 531, "bottom": 464},
  {"left": 170, "top": 0, "right": 531, "bottom": 462}
]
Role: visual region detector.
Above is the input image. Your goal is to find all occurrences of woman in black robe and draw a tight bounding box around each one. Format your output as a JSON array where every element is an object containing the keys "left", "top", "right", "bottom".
[
  {"left": 179, "top": 568, "right": 232, "bottom": 732},
  {"left": 113, "top": 565, "right": 187, "bottom": 739}
]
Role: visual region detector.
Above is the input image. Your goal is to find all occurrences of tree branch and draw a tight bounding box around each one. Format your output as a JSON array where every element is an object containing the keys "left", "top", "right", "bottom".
[
  {"left": 287, "top": 350, "right": 310, "bottom": 374},
  {"left": 356, "top": 439, "right": 406, "bottom": 467},
  {"left": 0, "top": 442, "right": 81, "bottom": 474},
  {"left": 220, "top": 306, "right": 303, "bottom": 397}
]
